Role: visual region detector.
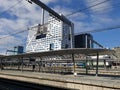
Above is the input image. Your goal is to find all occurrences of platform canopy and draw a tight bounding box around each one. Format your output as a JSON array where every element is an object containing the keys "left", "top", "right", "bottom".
[{"left": 0, "top": 48, "right": 114, "bottom": 59}]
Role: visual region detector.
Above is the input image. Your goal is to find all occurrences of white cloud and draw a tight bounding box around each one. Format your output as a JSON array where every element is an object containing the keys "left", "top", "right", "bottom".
[
  {"left": 0, "top": 0, "right": 120, "bottom": 54},
  {"left": 78, "top": 0, "right": 119, "bottom": 33},
  {"left": 53, "top": 5, "right": 72, "bottom": 15},
  {"left": 60, "top": 0, "right": 71, "bottom": 4},
  {"left": 0, "top": 0, "right": 108, "bottom": 53},
  {"left": 69, "top": 13, "right": 88, "bottom": 21},
  {"left": 40, "top": 0, "right": 57, "bottom": 4},
  {"left": 0, "top": 34, "right": 24, "bottom": 52},
  {"left": 0, "top": 0, "right": 60, "bottom": 54}
]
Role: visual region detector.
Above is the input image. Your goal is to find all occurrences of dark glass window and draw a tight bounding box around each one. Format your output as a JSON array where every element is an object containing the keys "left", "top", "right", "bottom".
[
  {"left": 36, "top": 34, "right": 46, "bottom": 39},
  {"left": 65, "top": 44, "right": 68, "bottom": 48},
  {"left": 50, "top": 43, "right": 54, "bottom": 50}
]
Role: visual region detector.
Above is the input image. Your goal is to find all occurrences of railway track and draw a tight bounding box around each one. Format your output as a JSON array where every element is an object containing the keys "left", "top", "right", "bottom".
[{"left": 0, "top": 78, "right": 70, "bottom": 90}]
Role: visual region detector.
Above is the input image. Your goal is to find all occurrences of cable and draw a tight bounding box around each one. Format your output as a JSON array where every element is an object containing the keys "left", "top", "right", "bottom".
[
  {"left": 1, "top": 24, "right": 120, "bottom": 51},
  {"left": 0, "top": 0, "right": 112, "bottom": 40},
  {"left": 66, "top": 0, "right": 110, "bottom": 17},
  {"left": 82, "top": 1, "right": 120, "bottom": 15},
  {"left": 75, "top": 25, "right": 120, "bottom": 35},
  {"left": 0, "top": 0, "right": 119, "bottom": 44},
  {"left": 0, "top": 0, "right": 120, "bottom": 53},
  {"left": 30, "top": 0, "right": 111, "bottom": 24},
  {"left": 42, "top": 0, "right": 112, "bottom": 27},
  {"left": 42, "top": 0, "right": 111, "bottom": 21},
  {"left": 59, "top": 0, "right": 101, "bottom": 14},
  {"left": 0, "top": 28, "right": 28, "bottom": 40},
  {"left": 0, "top": 0, "right": 24, "bottom": 37},
  {"left": 0, "top": 24, "right": 34, "bottom": 40},
  {"left": 0, "top": 0, "right": 23, "bottom": 16}
]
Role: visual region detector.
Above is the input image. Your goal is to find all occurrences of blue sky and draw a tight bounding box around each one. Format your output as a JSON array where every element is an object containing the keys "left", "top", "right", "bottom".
[{"left": 0, "top": 0, "right": 120, "bottom": 54}]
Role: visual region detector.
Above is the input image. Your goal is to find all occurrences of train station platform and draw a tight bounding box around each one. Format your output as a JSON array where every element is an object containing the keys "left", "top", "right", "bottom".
[{"left": 0, "top": 70, "right": 120, "bottom": 90}]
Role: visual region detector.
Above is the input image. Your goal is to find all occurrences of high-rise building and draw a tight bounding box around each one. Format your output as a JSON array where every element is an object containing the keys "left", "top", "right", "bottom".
[
  {"left": 26, "top": 15, "right": 74, "bottom": 53},
  {"left": 75, "top": 33, "right": 93, "bottom": 48}
]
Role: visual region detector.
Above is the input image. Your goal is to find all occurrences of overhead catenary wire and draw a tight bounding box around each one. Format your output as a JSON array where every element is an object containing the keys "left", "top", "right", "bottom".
[
  {"left": 42, "top": 0, "right": 111, "bottom": 20},
  {"left": 0, "top": 0, "right": 25, "bottom": 37},
  {"left": 0, "top": 27, "right": 28, "bottom": 40},
  {"left": 0, "top": 0, "right": 120, "bottom": 51},
  {"left": 0, "top": 0, "right": 23, "bottom": 16},
  {"left": 0, "top": 0, "right": 115, "bottom": 36},
  {"left": 66, "top": 0, "right": 110, "bottom": 17},
  {"left": 59, "top": 0, "right": 105, "bottom": 15},
  {"left": 1, "top": 24, "right": 120, "bottom": 52},
  {"left": 75, "top": 25, "right": 120, "bottom": 35},
  {"left": 0, "top": 0, "right": 112, "bottom": 40},
  {"left": 0, "top": 0, "right": 117, "bottom": 42},
  {"left": 79, "top": 0, "right": 120, "bottom": 15},
  {"left": 1, "top": 23, "right": 120, "bottom": 40},
  {"left": 0, "top": 24, "right": 118, "bottom": 41},
  {"left": 2, "top": 24, "right": 120, "bottom": 50}
]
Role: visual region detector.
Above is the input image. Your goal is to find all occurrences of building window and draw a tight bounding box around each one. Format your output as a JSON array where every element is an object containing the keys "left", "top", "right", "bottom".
[
  {"left": 36, "top": 34, "right": 46, "bottom": 39},
  {"left": 50, "top": 43, "right": 54, "bottom": 50},
  {"left": 65, "top": 44, "right": 68, "bottom": 48},
  {"left": 68, "top": 34, "right": 71, "bottom": 40}
]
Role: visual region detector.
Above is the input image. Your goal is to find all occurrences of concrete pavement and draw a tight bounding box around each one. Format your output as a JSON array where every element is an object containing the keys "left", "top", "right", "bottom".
[{"left": 0, "top": 70, "right": 120, "bottom": 90}]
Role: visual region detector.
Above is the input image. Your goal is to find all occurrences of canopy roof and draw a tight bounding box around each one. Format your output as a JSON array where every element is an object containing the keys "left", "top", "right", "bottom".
[{"left": 0, "top": 48, "right": 114, "bottom": 59}]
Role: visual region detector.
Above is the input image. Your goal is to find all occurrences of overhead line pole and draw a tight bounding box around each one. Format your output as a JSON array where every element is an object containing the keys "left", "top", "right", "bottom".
[
  {"left": 27, "top": 0, "right": 74, "bottom": 49},
  {"left": 87, "top": 37, "right": 104, "bottom": 48},
  {"left": 27, "top": 0, "right": 72, "bottom": 26},
  {"left": 0, "top": 0, "right": 118, "bottom": 41}
]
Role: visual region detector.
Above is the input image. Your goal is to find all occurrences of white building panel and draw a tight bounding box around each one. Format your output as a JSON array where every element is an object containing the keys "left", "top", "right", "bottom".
[{"left": 26, "top": 15, "right": 74, "bottom": 53}]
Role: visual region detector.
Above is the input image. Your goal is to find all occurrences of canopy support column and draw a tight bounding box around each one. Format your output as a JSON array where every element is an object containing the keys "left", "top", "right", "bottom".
[
  {"left": 21, "top": 58, "right": 23, "bottom": 72},
  {"left": 86, "top": 57, "right": 88, "bottom": 75},
  {"left": 72, "top": 53, "right": 76, "bottom": 76},
  {"left": 0, "top": 58, "right": 3, "bottom": 70},
  {"left": 96, "top": 53, "right": 99, "bottom": 76}
]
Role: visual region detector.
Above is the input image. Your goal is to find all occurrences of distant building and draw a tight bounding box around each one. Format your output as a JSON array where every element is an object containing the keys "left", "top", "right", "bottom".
[
  {"left": 26, "top": 15, "right": 74, "bottom": 53},
  {"left": 14, "top": 46, "right": 24, "bottom": 55},
  {"left": 6, "top": 46, "right": 24, "bottom": 55},
  {"left": 75, "top": 33, "right": 93, "bottom": 48},
  {"left": 112, "top": 47, "right": 120, "bottom": 60}
]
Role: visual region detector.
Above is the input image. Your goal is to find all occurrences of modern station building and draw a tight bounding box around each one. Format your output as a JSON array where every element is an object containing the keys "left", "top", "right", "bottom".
[
  {"left": 75, "top": 33, "right": 93, "bottom": 48},
  {"left": 26, "top": 15, "right": 74, "bottom": 53}
]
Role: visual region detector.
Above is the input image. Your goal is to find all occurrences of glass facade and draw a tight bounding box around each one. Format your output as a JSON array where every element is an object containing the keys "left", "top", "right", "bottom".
[{"left": 75, "top": 33, "right": 93, "bottom": 48}]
